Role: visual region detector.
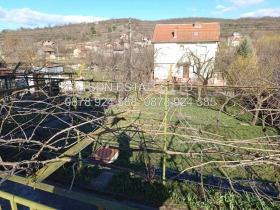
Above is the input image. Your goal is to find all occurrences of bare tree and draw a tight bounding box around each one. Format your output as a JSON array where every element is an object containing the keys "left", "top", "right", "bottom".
[
  {"left": 228, "top": 54, "right": 277, "bottom": 125},
  {"left": 214, "top": 42, "right": 237, "bottom": 84},
  {"left": 2, "top": 35, "right": 42, "bottom": 68},
  {"left": 179, "top": 47, "right": 217, "bottom": 98},
  {"left": 215, "top": 35, "right": 279, "bottom": 126},
  {"left": 1, "top": 83, "right": 280, "bottom": 206},
  {"left": 94, "top": 49, "right": 126, "bottom": 81},
  {"left": 130, "top": 45, "right": 154, "bottom": 83}
]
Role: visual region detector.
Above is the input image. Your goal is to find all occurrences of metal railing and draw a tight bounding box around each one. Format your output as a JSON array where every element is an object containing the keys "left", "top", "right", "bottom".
[
  {"left": 0, "top": 190, "right": 57, "bottom": 210},
  {"left": 0, "top": 173, "right": 137, "bottom": 210}
]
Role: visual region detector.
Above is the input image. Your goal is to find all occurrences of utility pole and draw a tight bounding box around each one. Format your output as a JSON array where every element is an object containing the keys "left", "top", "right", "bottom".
[
  {"left": 128, "top": 19, "right": 132, "bottom": 81},
  {"left": 56, "top": 45, "right": 59, "bottom": 61}
]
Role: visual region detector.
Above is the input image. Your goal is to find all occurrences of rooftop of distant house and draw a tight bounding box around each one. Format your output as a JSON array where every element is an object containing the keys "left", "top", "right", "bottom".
[
  {"left": 42, "top": 47, "right": 55, "bottom": 52},
  {"left": 152, "top": 22, "right": 220, "bottom": 43}
]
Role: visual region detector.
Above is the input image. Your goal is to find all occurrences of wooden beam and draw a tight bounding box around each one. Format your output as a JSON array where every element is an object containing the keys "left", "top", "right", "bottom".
[
  {"left": 33, "top": 114, "right": 123, "bottom": 182},
  {"left": 33, "top": 137, "right": 94, "bottom": 183},
  {"left": 32, "top": 86, "right": 162, "bottom": 183}
]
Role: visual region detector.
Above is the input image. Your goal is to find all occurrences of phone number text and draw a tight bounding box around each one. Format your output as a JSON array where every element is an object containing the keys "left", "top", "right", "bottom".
[{"left": 64, "top": 97, "right": 217, "bottom": 107}]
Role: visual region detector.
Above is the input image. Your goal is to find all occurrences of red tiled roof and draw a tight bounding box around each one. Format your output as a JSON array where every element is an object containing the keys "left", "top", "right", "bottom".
[
  {"left": 65, "top": 44, "right": 76, "bottom": 47},
  {"left": 42, "top": 47, "right": 55, "bottom": 52},
  {"left": 85, "top": 42, "right": 97, "bottom": 46},
  {"left": 77, "top": 45, "right": 91, "bottom": 51},
  {"left": 152, "top": 22, "right": 220, "bottom": 43},
  {"left": 46, "top": 63, "right": 62, "bottom": 67}
]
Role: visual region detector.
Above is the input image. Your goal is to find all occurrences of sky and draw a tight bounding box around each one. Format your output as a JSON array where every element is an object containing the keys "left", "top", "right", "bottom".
[{"left": 0, "top": 0, "right": 279, "bottom": 30}]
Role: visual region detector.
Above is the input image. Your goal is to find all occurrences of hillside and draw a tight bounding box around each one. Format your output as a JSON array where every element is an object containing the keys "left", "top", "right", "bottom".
[{"left": 1, "top": 17, "right": 280, "bottom": 45}]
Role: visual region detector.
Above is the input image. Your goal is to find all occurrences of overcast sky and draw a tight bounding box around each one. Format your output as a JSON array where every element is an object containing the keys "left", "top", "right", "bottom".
[{"left": 0, "top": 0, "right": 279, "bottom": 30}]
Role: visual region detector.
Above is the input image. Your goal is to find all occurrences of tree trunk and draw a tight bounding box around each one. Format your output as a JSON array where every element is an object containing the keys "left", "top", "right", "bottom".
[
  {"left": 261, "top": 109, "right": 269, "bottom": 135},
  {"left": 251, "top": 100, "right": 262, "bottom": 126},
  {"left": 197, "top": 87, "right": 202, "bottom": 100},
  {"left": 201, "top": 80, "right": 208, "bottom": 98}
]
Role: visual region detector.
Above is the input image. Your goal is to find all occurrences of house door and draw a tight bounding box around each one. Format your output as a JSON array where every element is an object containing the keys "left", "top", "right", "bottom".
[{"left": 183, "top": 66, "right": 189, "bottom": 78}]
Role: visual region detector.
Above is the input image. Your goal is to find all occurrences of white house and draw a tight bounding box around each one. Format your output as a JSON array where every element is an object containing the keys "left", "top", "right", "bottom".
[
  {"left": 228, "top": 32, "right": 242, "bottom": 47},
  {"left": 152, "top": 22, "right": 223, "bottom": 85}
]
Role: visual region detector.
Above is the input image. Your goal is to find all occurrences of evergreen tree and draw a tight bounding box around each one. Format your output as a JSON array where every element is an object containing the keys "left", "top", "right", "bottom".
[
  {"left": 237, "top": 37, "right": 254, "bottom": 57},
  {"left": 90, "top": 26, "right": 96, "bottom": 34}
]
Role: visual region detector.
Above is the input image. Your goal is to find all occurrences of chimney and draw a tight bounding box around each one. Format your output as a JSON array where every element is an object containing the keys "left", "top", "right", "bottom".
[
  {"left": 172, "top": 28, "right": 178, "bottom": 38},
  {"left": 193, "top": 21, "right": 202, "bottom": 28}
]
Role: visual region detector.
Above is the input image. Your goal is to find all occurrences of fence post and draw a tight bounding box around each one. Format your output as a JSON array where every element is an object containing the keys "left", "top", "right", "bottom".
[
  {"left": 10, "top": 195, "right": 18, "bottom": 210},
  {"left": 163, "top": 64, "right": 173, "bottom": 184}
]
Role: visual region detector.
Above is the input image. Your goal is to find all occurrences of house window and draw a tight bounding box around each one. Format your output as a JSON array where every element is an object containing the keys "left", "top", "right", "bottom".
[
  {"left": 180, "top": 45, "right": 184, "bottom": 50},
  {"left": 193, "top": 32, "right": 199, "bottom": 36}
]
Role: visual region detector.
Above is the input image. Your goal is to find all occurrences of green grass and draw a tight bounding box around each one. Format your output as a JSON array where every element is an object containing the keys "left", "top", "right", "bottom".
[
  {"left": 109, "top": 171, "right": 280, "bottom": 209},
  {"left": 100, "top": 92, "right": 279, "bottom": 182},
  {"left": 49, "top": 163, "right": 101, "bottom": 185},
  {"left": 1, "top": 90, "right": 279, "bottom": 208}
]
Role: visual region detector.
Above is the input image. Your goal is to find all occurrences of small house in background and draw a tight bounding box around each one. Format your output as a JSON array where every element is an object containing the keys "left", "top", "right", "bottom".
[
  {"left": 135, "top": 36, "right": 152, "bottom": 48},
  {"left": 38, "top": 46, "right": 56, "bottom": 60},
  {"left": 152, "top": 22, "right": 222, "bottom": 85},
  {"left": 73, "top": 45, "right": 91, "bottom": 57},
  {"left": 142, "top": 36, "right": 151, "bottom": 44},
  {"left": 120, "top": 33, "right": 129, "bottom": 40},
  {"left": 65, "top": 44, "right": 77, "bottom": 50},
  {"left": 113, "top": 45, "right": 125, "bottom": 54},
  {"left": 84, "top": 42, "right": 99, "bottom": 51},
  {"left": 104, "top": 42, "right": 125, "bottom": 55},
  {"left": 228, "top": 32, "right": 242, "bottom": 47}
]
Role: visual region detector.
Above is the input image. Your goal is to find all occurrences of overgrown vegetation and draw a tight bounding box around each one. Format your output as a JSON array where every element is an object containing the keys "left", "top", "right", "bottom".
[
  {"left": 110, "top": 172, "right": 279, "bottom": 209},
  {"left": 0, "top": 16, "right": 280, "bottom": 209},
  {"left": 1, "top": 17, "right": 280, "bottom": 49}
]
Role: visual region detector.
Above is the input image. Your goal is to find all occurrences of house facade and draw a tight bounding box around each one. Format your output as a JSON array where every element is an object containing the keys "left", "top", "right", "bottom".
[
  {"left": 73, "top": 45, "right": 91, "bottom": 57},
  {"left": 38, "top": 46, "right": 56, "bottom": 60},
  {"left": 152, "top": 22, "right": 223, "bottom": 85},
  {"left": 228, "top": 32, "right": 242, "bottom": 47}
]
